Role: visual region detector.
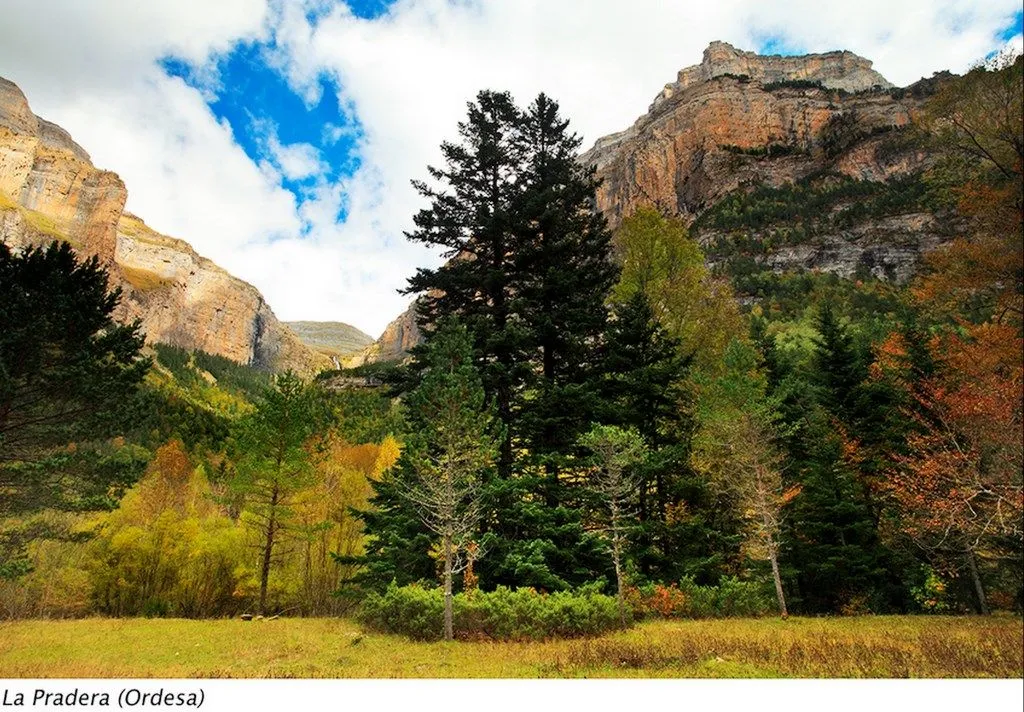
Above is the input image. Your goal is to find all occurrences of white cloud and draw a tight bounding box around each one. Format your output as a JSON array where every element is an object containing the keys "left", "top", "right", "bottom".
[
  {"left": 268, "top": 136, "right": 327, "bottom": 181},
  {"left": 1, "top": 0, "right": 1020, "bottom": 337}
]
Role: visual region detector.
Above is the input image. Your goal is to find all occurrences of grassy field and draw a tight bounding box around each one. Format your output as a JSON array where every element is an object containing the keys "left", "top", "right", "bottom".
[{"left": 0, "top": 616, "right": 1020, "bottom": 678}]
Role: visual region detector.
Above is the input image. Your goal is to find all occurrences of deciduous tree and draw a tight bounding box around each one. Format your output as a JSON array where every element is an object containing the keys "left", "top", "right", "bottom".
[
  {"left": 232, "top": 373, "right": 333, "bottom": 614},
  {"left": 578, "top": 424, "right": 647, "bottom": 626},
  {"left": 399, "top": 320, "right": 500, "bottom": 640}
]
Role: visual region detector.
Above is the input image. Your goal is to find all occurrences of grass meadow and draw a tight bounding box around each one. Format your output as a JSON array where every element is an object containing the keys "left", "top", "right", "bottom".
[{"left": 0, "top": 616, "right": 1020, "bottom": 678}]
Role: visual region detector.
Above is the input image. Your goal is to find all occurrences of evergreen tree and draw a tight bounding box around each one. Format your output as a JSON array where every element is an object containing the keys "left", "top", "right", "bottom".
[
  {"left": 0, "top": 241, "right": 149, "bottom": 464},
  {"left": 398, "top": 319, "right": 500, "bottom": 640},
  {"left": 401, "top": 90, "right": 620, "bottom": 590},
  {"left": 231, "top": 373, "right": 333, "bottom": 613},
  {"left": 404, "top": 90, "right": 527, "bottom": 481},
  {"left": 0, "top": 240, "right": 150, "bottom": 578},
  {"left": 810, "top": 302, "right": 867, "bottom": 420},
  {"left": 513, "top": 93, "right": 620, "bottom": 504},
  {"left": 599, "top": 290, "right": 729, "bottom": 582},
  {"left": 779, "top": 307, "right": 905, "bottom": 612}
]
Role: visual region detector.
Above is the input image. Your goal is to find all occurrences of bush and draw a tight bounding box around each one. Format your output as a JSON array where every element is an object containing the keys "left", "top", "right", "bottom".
[
  {"left": 357, "top": 583, "right": 624, "bottom": 641},
  {"left": 625, "top": 576, "right": 773, "bottom": 619}
]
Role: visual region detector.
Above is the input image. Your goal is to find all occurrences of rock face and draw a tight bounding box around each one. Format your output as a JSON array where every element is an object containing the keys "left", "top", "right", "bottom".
[
  {"left": 0, "top": 75, "right": 329, "bottom": 374},
  {"left": 661, "top": 41, "right": 891, "bottom": 106},
  {"left": 354, "top": 302, "right": 420, "bottom": 365},
  {"left": 361, "top": 43, "right": 951, "bottom": 362},
  {"left": 578, "top": 41, "right": 950, "bottom": 284},
  {"left": 580, "top": 43, "right": 922, "bottom": 228}
]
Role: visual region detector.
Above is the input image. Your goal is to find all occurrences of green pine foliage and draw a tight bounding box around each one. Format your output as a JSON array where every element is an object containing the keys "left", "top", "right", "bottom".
[
  {"left": 230, "top": 373, "right": 335, "bottom": 613},
  {"left": 0, "top": 241, "right": 150, "bottom": 577},
  {"left": 399, "top": 90, "right": 621, "bottom": 591}
]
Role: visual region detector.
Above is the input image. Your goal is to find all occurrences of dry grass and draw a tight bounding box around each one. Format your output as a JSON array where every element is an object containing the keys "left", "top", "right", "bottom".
[
  {"left": 120, "top": 264, "right": 174, "bottom": 291},
  {"left": 0, "top": 616, "right": 1019, "bottom": 679}
]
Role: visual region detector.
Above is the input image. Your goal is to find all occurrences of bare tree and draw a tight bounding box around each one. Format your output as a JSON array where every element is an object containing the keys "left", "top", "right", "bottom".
[
  {"left": 579, "top": 423, "right": 648, "bottom": 627},
  {"left": 692, "top": 340, "right": 792, "bottom": 617},
  {"left": 694, "top": 411, "right": 791, "bottom": 617},
  {"left": 401, "top": 319, "right": 500, "bottom": 640}
]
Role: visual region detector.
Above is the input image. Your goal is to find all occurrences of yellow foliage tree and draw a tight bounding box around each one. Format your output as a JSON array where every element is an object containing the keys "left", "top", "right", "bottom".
[
  {"left": 288, "top": 435, "right": 401, "bottom": 614},
  {"left": 88, "top": 440, "right": 249, "bottom": 617},
  {"left": 613, "top": 207, "right": 743, "bottom": 372}
]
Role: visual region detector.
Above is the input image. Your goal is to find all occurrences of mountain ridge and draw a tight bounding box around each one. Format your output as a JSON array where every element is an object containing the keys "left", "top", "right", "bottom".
[{"left": 0, "top": 75, "right": 331, "bottom": 375}]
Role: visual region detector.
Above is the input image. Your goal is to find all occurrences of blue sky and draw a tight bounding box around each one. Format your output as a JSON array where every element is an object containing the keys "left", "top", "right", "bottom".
[
  {"left": 2, "top": 0, "right": 1021, "bottom": 336},
  {"left": 1000, "top": 9, "right": 1024, "bottom": 42},
  {"left": 161, "top": 47, "right": 361, "bottom": 223}
]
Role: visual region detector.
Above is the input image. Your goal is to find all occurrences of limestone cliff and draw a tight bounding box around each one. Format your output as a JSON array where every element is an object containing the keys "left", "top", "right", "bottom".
[
  {"left": 284, "top": 321, "right": 374, "bottom": 366},
  {"left": 352, "top": 302, "right": 420, "bottom": 365},
  {"left": 0, "top": 75, "right": 329, "bottom": 374},
  {"left": 579, "top": 41, "right": 951, "bottom": 284},
  {"left": 580, "top": 42, "right": 925, "bottom": 226}
]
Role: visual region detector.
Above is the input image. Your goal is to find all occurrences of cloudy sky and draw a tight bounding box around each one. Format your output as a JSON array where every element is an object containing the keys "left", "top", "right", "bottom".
[{"left": 1, "top": 1, "right": 1021, "bottom": 337}]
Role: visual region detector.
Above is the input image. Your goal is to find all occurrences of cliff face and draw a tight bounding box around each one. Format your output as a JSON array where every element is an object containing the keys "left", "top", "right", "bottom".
[
  {"left": 580, "top": 43, "right": 922, "bottom": 227},
  {"left": 359, "top": 43, "right": 951, "bottom": 362},
  {"left": 284, "top": 321, "right": 374, "bottom": 366},
  {"left": 353, "top": 302, "right": 420, "bottom": 365},
  {"left": 578, "top": 41, "right": 949, "bottom": 285},
  {"left": 0, "top": 76, "right": 329, "bottom": 374}
]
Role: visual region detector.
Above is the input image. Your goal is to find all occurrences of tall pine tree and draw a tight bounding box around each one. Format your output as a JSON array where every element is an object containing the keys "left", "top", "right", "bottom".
[{"left": 392, "top": 90, "right": 621, "bottom": 590}]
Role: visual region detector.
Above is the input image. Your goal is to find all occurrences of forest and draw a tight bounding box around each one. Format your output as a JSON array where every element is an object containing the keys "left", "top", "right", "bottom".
[{"left": 0, "top": 54, "right": 1020, "bottom": 647}]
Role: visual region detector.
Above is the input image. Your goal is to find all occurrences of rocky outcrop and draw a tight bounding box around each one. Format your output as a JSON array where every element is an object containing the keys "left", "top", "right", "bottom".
[
  {"left": 580, "top": 42, "right": 925, "bottom": 230},
  {"left": 0, "top": 75, "right": 329, "bottom": 374},
  {"left": 702, "top": 212, "right": 953, "bottom": 283},
  {"left": 657, "top": 41, "right": 891, "bottom": 109},
  {"left": 354, "top": 301, "right": 420, "bottom": 365}
]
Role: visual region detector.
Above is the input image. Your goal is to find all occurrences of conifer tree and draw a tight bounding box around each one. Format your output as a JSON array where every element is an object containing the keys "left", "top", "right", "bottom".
[
  {"left": 398, "top": 319, "right": 500, "bottom": 640},
  {"left": 404, "top": 90, "right": 526, "bottom": 481},
  {"left": 0, "top": 240, "right": 150, "bottom": 578},
  {"left": 513, "top": 93, "right": 619, "bottom": 504},
  {"left": 600, "top": 291, "right": 711, "bottom": 580},
  {"left": 232, "top": 373, "right": 333, "bottom": 614},
  {"left": 400, "top": 90, "right": 619, "bottom": 589},
  {"left": 780, "top": 307, "right": 904, "bottom": 612}
]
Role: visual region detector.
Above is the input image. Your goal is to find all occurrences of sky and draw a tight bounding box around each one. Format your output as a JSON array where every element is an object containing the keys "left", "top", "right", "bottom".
[{"left": 0, "top": 1, "right": 1021, "bottom": 338}]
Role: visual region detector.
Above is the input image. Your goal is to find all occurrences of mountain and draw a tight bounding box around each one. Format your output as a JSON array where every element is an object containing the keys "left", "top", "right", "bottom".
[
  {"left": 284, "top": 321, "right": 374, "bottom": 364},
  {"left": 0, "top": 75, "right": 330, "bottom": 374},
  {"left": 579, "top": 41, "right": 953, "bottom": 281},
  {"left": 362, "top": 42, "right": 956, "bottom": 361}
]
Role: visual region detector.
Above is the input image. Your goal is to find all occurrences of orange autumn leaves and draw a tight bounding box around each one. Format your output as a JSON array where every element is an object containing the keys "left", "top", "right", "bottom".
[{"left": 876, "top": 322, "right": 1023, "bottom": 552}]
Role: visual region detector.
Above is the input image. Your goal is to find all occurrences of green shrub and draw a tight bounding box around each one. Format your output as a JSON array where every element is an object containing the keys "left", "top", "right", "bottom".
[
  {"left": 625, "top": 576, "right": 773, "bottom": 619},
  {"left": 357, "top": 583, "right": 624, "bottom": 641}
]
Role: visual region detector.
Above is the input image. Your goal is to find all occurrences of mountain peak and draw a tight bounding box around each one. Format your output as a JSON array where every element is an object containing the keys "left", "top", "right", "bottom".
[{"left": 653, "top": 41, "right": 892, "bottom": 111}]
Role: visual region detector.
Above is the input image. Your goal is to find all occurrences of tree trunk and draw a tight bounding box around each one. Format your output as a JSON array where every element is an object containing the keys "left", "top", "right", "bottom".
[
  {"left": 768, "top": 541, "right": 788, "bottom": 618},
  {"left": 610, "top": 501, "right": 627, "bottom": 628},
  {"left": 966, "top": 549, "right": 989, "bottom": 615},
  {"left": 258, "top": 484, "right": 279, "bottom": 615},
  {"left": 443, "top": 532, "right": 454, "bottom": 641},
  {"left": 760, "top": 507, "right": 788, "bottom": 618}
]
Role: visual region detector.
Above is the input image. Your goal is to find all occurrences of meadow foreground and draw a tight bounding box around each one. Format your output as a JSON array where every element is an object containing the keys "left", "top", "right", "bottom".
[{"left": 0, "top": 616, "right": 1020, "bottom": 679}]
